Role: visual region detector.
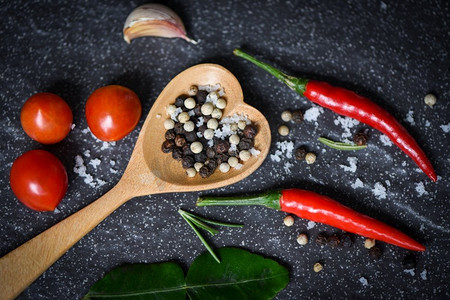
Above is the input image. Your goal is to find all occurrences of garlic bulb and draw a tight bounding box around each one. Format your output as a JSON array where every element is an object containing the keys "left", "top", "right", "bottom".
[{"left": 123, "top": 4, "right": 197, "bottom": 44}]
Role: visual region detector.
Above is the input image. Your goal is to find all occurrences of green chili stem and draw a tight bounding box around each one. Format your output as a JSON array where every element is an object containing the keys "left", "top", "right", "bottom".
[
  {"left": 178, "top": 211, "right": 220, "bottom": 263},
  {"left": 318, "top": 137, "right": 368, "bottom": 151},
  {"left": 197, "top": 190, "right": 282, "bottom": 210},
  {"left": 233, "top": 48, "right": 308, "bottom": 95}
]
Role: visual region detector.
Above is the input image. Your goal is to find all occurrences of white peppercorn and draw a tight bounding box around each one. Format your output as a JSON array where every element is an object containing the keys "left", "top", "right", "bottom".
[
  {"left": 184, "top": 97, "right": 196, "bottom": 109},
  {"left": 166, "top": 104, "right": 177, "bottom": 115},
  {"left": 283, "top": 215, "right": 294, "bottom": 227},
  {"left": 278, "top": 125, "right": 290, "bottom": 136},
  {"left": 230, "top": 123, "right": 239, "bottom": 132},
  {"left": 186, "top": 168, "right": 196, "bottom": 177},
  {"left": 201, "top": 103, "right": 214, "bottom": 115},
  {"left": 229, "top": 134, "right": 240, "bottom": 145},
  {"left": 296, "top": 233, "right": 308, "bottom": 245},
  {"left": 188, "top": 85, "right": 198, "bottom": 96},
  {"left": 211, "top": 108, "right": 223, "bottom": 119},
  {"left": 238, "top": 120, "right": 247, "bottom": 130},
  {"left": 228, "top": 156, "right": 239, "bottom": 168},
  {"left": 183, "top": 121, "right": 195, "bottom": 132},
  {"left": 207, "top": 118, "right": 219, "bottom": 130},
  {"left": 190, "top": 141, "right": 203, "bottom": 154},
  {"left": 313, "top": 262, "right": 323, "bottom": 272},
  {"left": 177, "top": 112, "right": 190, "bottom": 123},
  {"left": 219, "top": 162, "right": 231, "bottom": 173},
  {"left": 194, "top": 162, "right": 203, "bottom": 172},
  {"left": 281, "top": 110, "right": 293, "bottom": 122},
  {"left": 305, "top": 152, "right": 316, "bottom": 164},
  {"left": 216, "top": 98, "right": 227, "bottom": 109},
  {"left": 203, "top": 129, "right": 215, "bottom": 140},
  {"left": 239, "top": 150, "right": 251, "bottom": 161},
  {"left": 364, "top": 238, "right": 376, "bottom": 249},
  {"left": 164, "top": 119, "right": 175, "bottom": 130},
  {"left": 424, "top": 93, "right": 437, "bottom": 108}
]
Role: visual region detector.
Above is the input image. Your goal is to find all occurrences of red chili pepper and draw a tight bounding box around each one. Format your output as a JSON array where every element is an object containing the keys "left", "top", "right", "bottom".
[
  {"left": 233, "top": 49, "right": 436, "bottom": 182},
  {"left": 197, "top": 188, "right": 425, "bottom": 252}
]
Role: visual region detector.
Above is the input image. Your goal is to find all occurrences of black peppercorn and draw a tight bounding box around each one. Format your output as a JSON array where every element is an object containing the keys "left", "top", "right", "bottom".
[
  {"left": 403, "top": 254, "right": 416, "bottom": 269},
  {"left": 196, "top": 90, "right": 208, "bottom": 104},
  {"left": 315, "top": 233, "right": 328, "bottom": 245},
  {"left": 175, "top": 96, "right": 186, "bottom": 107},
  {"left": 215, "top": 140, "right": 230, "bottom": 154},
  {"left": 204, "top": 159, "right": 217, "bottom": 172},
  {"left": 182, "top": 144, "right": 193, "bottom": 156},
  {"left": 172, "top": 148, "right": 183, "bottom": 161},
  {"left": 199, "top": 166, "right": 212, "bottom": 178},
  {"left": 194, "top": 152, "right": 207, "bottom": 163},
  {"left": 340, "top": 233, "right": 353, "bottom": 247},
  {"left": 185, "top": 131, "right": 198, "bottom": 142},
  {"left": 369, "top": 246, "right": 382, "bottom": 260},
  {"left": 292, "top": 109, "right": 304, "bottom": 123},
  {"left": 238, "top": 138, "right": 254, "bottom": 151},
  {"left": 206, "top": 147, "right": 216, "bottom": 158},
  {"left": 181, "top": 156, "right": 195, "bottom": 169},
  {"left": 174, "top": 135, "right": 187, "bottom": 147},
  {"left": 174, "top": 122, "right": 185, "bottom": 134},
  {"left": 165, "top": 129, "right": 176, "bottom": 140},
  {"left": 161, "top": 140, "right": 175, "bottom": 153},
  {"left": 216, "top": 153, "right": 229, "bottom": 165},
  {"left": 353, "top": 131, "right": 368, "bottom": 146},
  {"left": 295, "top": 147, "right": 307, "bottom": 160},
  {"left": 198, "top": 124, "right": 207, "bottom": 134},
  {"left": 327, "top": 234, "right": 340, "bottom": 248},
  {"left": 242, "top": 124, "right": 257, "bottom": 139},
  {"left": 193, "top": 104, "right": 203, "bottom": 116}
]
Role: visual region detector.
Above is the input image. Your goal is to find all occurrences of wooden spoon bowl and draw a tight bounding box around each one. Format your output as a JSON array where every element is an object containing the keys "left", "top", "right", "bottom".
[{"left": 0, "top": 64, "right": 270, "bottom": 299}]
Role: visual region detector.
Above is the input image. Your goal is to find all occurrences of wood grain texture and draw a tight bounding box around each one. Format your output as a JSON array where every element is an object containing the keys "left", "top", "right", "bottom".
[{"left": 0, "top": 64, "right": 270, "bottom": 300}]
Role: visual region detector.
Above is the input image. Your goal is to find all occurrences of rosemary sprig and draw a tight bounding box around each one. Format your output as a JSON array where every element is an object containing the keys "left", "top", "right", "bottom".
[
  {"left": 318, "top": 137, "right": 367, "bottom": 151},
  {"left": 178, "top": 209, "right": 244, "bottom": 264}
]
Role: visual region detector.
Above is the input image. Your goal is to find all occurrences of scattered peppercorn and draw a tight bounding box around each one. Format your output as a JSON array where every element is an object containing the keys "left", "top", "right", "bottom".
[
  {"left": 297, "top": 233, "right": 308, "bottom": 245},
  {"left": 292, "top": 109, "right": 304, "bottom": 123},
  {"left": 281, "top": 110, "right": 292, "bottom": 122},
  {"left": 175, "top": 96, "right": 185, "bottom": 107},
  {"left": 238, "top": 138, "right": 253, "bottom": 150},
  {"left": 165, "top": 129, "right": 176, "bottom": 140},
  {"left": 340, "top": 233, "right": 353, "bottom": 247},
  {"left": 173, "top": 122, "right": 185, "bottom": 134},
  {"left": 364, "top": 238, "right": 376, "bottom": 249},
  {"left": 196, "top": 90, "right": 208, "bottom": 104},
  {"left": 283, "top": 215, "right": 294, "bottom": 227},
  {"left": 313, "top": 262, "right": 323, "bottom": 272},
  {"left": 424, "top": 93, "right": 437, "bottom": 108},
  {"left": 294, "top": 147, "right": 307, "bottom": 160},
  {"left": 215, "top": 140, "right": 230, "bottom": 154},
  {"left": 316, "top": 233, "right": 328, "bottom": 246},
  {"left": 368, "top": 246, "right": 382, "bottom": 260},
  {"left": 278, "top": 125, "right": 290, "bottom": 136},
  {"left": 184, "top": 131, "right": 197, "bottom": 142},
  {"left": 174, "top": 135, "right": 187, "bottom": 147},
  {"left": 181, "top": 156, "right": 195, "bottom": 169},
  {"left": 353, "top": 131, "right": 368, "bottom": 146},
  {"left": 199, "top": 166, "right": 212, "bottom": 178},
  {"left": 327, "top": 234, "right": 340, "bottom": 248},
  {"left": 305, "top": 152, "right": 316, "bottom": 164},
  {"left": 172, "top": 148, "right": 183, "bottom": 161}
]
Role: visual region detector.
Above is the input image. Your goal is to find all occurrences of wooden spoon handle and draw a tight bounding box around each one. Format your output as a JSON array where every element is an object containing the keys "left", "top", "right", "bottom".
[{"left": 0, "top": 180, "right": 136, "bottom": 300}]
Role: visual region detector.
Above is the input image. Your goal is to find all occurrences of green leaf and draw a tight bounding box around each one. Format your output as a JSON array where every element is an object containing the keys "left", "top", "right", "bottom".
[
  {"left": 83, "top": 262, "right": 186, "bottom": 299},
  {"left": 186, "top": 248, "right": 289, "bottom": 300}
]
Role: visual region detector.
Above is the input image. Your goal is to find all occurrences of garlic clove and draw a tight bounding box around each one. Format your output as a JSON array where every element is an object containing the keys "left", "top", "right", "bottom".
[{"left": 123, "top": 3, "right": 197, "bottom": 44}]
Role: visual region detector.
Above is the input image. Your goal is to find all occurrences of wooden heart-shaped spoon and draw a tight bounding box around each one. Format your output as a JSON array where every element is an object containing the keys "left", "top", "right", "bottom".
[{"left": 0, "top": 64, "right": 271, "bottom": 299}]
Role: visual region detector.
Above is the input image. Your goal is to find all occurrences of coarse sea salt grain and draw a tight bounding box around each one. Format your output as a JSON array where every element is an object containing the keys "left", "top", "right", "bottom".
[
  {"left": 420, "top": 269, "right": 427, "bottom": 280},
  {"left": 340, "top": 157, "right": 358, "bottom": 173},
  {"left": 440, "top": 123, "right": 450, "bottom": 133},
  {"left": 74, "top": 155, "right": 95, "bottom": 187},
  {"left": 372, "top": 182, "right": 387, "bottom": 200},
  {"left": 334, "top": 116, "right": 360, "bottom": 141},
  {"left": 404, "top": 269, "right": 415, "bottom": 276},
  {"left": 307, "top": 221, "right": 316, "bottom": 229},
  {"left": 249, "top": 147, "right": 260, "bottom": 156},
  {"left": 380, "top": 134, "right": 393, "bottom": 146},
  {"left": 359, "top": 277, "right": 368, "bottom": 287},
  {"left": 198, "top": 83, "right": 221, "bottom": 92},
  {"left": 283, "top": 161, "right": 293, "bottom": 174},
  {"left": 415, "top": 182, "right": 429, "bottom": 197},
  {"left": 304, "top": 106, "right": 324, "bottom": 125},
  {"left": 89, "top": 158, "right": 101, "bottom": 169},
  {"left": 170, "top": 107, "right": 182, "bottom": 121},
  {"left": 405, "top": 109, "right": 415, "bottom": 126},
  {"left": 351, "top": 178, "right": 364, "bottom": 189}
]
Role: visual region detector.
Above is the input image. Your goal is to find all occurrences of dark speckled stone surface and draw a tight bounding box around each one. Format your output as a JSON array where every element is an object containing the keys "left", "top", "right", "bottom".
[{"left": 1, "top": 0, "right": 449, "bottom": 299}]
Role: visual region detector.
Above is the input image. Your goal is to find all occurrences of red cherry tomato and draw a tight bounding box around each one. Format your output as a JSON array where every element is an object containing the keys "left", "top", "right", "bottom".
[
  {"left": 10, "top": 150, "right": 68, "bottom": 211},
  {"left": 85, "top": 85, "right": 141, "bottom": 141},
  {"left": 20, "top": 92, "right": 73, "bottom": 144}
]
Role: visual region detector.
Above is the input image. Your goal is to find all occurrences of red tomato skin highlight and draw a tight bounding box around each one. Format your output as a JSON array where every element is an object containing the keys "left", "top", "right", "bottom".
[
  {"left": 85, "top": 85, "right": 141, "bottom": 141},
  {"left": 20, "top": 92, "right": 73, "bottom": 144},
  {"left": 9, "top": 150, "right": 68, "bottom": 211}
]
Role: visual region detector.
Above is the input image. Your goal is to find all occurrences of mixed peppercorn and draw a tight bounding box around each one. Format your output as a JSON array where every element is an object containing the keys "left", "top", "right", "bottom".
[{"left": 161, "top": 84, "right": 259, "bottom": 178}]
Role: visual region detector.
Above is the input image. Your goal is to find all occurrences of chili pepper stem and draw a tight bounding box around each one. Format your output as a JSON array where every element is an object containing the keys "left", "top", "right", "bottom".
[
  {"left": 233, "top": 48, "right": 308, "bottom": 95},
  {"left": 197, "top": 190, "right": 282, "bottom": 210}
]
